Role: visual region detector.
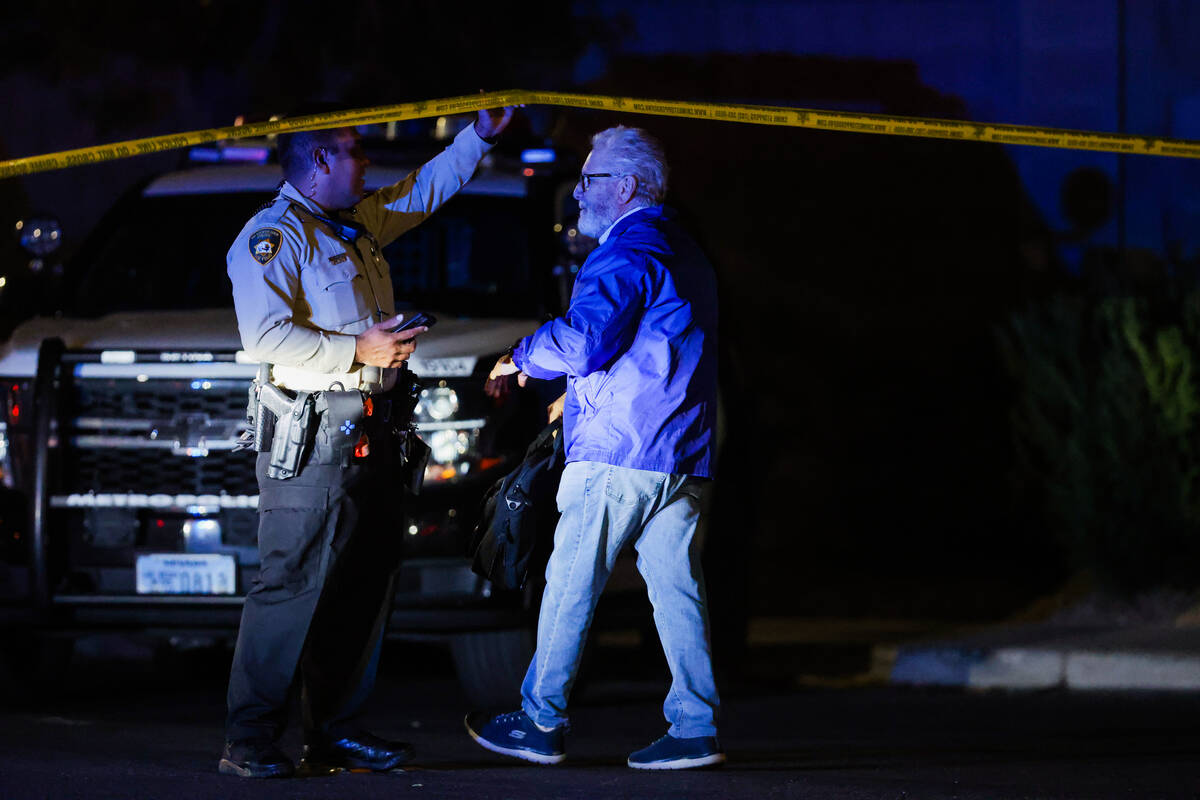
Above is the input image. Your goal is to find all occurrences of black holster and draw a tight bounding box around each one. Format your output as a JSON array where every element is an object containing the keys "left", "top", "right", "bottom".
[{"left": 267, "top": 390, "right": 314, "bottom": 480}]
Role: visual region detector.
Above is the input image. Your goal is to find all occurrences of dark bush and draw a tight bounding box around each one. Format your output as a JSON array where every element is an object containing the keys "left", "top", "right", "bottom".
[{"left": 999, "top": 291, "right": 1200, "bottom": 591}]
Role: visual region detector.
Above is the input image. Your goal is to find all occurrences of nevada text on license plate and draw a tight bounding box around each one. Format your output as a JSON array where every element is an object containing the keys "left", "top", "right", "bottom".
[{"left": 136, "top": 553, "right": 236, "bottom": 595}]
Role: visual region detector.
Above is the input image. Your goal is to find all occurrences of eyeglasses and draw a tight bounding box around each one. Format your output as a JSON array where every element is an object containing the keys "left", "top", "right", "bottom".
[{"left": 578, "top": 172, "right": 624, "bottom": 191}]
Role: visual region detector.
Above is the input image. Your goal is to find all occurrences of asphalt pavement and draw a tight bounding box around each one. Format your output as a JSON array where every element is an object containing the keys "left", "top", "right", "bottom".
[{"left": 1, "top": 631, "right": 1199, "bottom": 799}]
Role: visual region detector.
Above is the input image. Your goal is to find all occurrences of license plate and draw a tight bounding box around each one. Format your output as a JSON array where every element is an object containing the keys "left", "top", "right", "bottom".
[{"left": 136, "top": 553, "right": 237, "bottom": 595}]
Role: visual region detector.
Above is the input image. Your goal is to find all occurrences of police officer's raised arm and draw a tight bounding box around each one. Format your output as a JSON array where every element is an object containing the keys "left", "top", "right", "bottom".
[{"left": 355, "top": 106, "right": 516, "bottom": 247}]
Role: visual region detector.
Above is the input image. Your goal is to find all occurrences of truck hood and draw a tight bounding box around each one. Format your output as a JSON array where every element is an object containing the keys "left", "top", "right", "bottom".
[{"left": 0, "top": 309, "right": 539, "bottom": 377}]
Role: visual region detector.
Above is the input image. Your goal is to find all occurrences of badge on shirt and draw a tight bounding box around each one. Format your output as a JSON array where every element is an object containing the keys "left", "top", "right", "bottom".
[
  {"left": 248, "top": 228, "right": 283, "bottom": 265},
  {"left": 328, "top": 252, "right": 349, "bottom": 265}
]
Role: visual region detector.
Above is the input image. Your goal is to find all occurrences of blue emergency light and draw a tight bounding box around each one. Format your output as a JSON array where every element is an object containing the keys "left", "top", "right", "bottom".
[
  {"left": 520, "top": 148, "right": 556, "bottom": 164},
  {"left": 187, "top": 145, "right": 271, "bottom": 164}
]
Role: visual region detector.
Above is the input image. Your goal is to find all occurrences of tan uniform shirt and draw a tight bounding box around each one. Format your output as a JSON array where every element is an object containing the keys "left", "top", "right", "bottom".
[{"left": 227, "top": 124, "right": 492, "bottom": 393}]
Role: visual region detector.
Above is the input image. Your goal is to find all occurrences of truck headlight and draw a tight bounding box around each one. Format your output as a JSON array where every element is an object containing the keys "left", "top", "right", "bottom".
[
  {"left": 421, "top": 426, "right": 482, "bottom": 483},
  {"left": 412, "top": 379, "right": 506, "bottom": 486},
  {"left": 428, "top": 428, "right": 473, "bottom": 463},
  {"left": 416, "top": 387, "right": 459, "bottom": 421},
  {"left": 414, "top": 382, "right": 479, "bottom": 485}
]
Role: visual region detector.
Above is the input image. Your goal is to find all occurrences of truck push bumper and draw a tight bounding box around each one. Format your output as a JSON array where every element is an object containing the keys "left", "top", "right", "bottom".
[{"left": 0, "top": 558, "right": 525, "bottom": 633}]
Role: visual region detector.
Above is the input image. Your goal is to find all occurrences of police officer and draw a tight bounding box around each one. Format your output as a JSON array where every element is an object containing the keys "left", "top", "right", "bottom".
[{"left": 221, "top": 105, "right": 515, "bottom": 778}]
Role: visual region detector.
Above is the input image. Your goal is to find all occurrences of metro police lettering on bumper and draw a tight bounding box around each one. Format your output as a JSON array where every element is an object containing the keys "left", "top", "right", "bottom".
[{"left": 53, "top": 493, "right": 259, "bottom": 509}]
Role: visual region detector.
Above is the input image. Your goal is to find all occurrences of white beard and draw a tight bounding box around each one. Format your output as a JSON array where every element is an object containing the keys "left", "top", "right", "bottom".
[
  {"left": 577, "top": 207, "right": 608, "bottom": 238},
  {"left": 577, "top": 192, "right": 620, "bottom": 239}
]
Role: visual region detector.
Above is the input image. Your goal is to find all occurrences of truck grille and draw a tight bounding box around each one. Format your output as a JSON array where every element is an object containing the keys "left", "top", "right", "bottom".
[
  {"left": 64, "top": 448, "right": 256, "bottom": 495},
  {"left": 61, "top": 378, "right": 255, "bottom": 495},
  {"left": 76, "top": 379, "right": 248, "bottom": 419}
]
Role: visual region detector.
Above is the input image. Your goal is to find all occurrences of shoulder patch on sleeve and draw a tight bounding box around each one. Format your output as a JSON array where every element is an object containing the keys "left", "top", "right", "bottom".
[{"left": 248, "top": 228, "right": 283, "bottom": 265}]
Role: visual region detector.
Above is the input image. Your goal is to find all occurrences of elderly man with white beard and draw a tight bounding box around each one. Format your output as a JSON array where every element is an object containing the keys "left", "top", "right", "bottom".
[{"left": 466, "top": 126, "right": 724, "bottom": 770}]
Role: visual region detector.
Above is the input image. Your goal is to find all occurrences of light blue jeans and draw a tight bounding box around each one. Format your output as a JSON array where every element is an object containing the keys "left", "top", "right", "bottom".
[{"left": 520, "top": 460, "right": 720, "bottom": 738}]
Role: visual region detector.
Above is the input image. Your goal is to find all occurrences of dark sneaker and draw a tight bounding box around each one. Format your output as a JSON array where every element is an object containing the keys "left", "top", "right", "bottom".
[
  {"left": 464, "top": 710, "right": 566, "bottom": 765},
  {"left": 218, "top": 739, "right": 294, "bottom": 778},
  {"left": 300, "top": 732, "right": 414, "bottom": 772},
  {"left": 627, "top": 733, "right": 725, "bottom": 770}
]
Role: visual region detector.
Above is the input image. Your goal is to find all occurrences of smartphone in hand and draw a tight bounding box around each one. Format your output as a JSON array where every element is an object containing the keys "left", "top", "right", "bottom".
[{"left": 389, "top": 311, "right": 437, "bottom": 333}]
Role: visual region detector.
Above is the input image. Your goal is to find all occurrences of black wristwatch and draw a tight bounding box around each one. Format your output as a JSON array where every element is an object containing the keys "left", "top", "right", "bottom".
[{"left": 475, "top": 123, "right": 499, "bottom": 146}]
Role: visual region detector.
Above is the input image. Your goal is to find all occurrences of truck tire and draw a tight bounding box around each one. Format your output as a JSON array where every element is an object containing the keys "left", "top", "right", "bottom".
[{"left": 450, "top": 628, "right": 534, "bottom": 708}]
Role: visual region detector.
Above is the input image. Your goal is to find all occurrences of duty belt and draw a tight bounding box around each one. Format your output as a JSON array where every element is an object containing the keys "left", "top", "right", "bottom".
[{"left": 244, "top": 364, "right": 424, "bottom": 481}]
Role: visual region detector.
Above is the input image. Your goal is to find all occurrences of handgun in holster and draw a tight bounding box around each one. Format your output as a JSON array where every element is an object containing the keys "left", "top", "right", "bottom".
[{"left": 257, "top": 381, "right": 314, "bottom": 480}]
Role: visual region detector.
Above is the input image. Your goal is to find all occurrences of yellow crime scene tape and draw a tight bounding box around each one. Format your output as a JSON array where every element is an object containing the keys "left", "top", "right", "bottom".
[{"left": 5, "top": 88, "right": 1200, "bottom": 180}]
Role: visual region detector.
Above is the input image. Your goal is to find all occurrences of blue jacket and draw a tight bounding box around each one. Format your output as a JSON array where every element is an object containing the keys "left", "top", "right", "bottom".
[{"left": 513, "top": 206, "right": 718, "bottom": 477}]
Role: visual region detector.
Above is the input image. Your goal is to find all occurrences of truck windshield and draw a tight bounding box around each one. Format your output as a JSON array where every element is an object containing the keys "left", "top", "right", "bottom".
[{"left": 68, "top": 190, "right": 539, "bottom": 318}]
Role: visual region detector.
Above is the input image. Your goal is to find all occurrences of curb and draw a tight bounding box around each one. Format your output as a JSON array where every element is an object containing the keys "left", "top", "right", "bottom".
[{"left": 890, "top": 626, "right": 1200, "bottom": 691}]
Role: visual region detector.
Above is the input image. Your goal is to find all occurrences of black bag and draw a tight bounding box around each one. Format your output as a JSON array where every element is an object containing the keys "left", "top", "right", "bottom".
[{"left": 468, "top": 419, "right": 565, "bottom": 590}]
